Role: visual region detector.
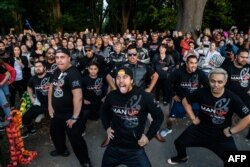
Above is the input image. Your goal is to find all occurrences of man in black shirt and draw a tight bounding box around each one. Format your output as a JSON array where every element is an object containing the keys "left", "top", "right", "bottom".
[
  {"left": 48, "top": 48, "right": 91, "bottom": 167},
  {"left": 22, "top": 61, "right": 51, "bottom": 137},
  {"left": 222, "top": 48, "right": 250, "bottom": 139},
  {"left": 168, "top": 68, "right": 250, "bottom": 164},
  {"left": 100, "top": 66, "right": 163, "bottom": 167},
  {"left": 82, "top": 62, "right": 108, "bottom": 123},
  {"left": 157, "top": 55, "right": 209, "bottom": 142},
  {"left": 45, "top": 47, "right": 57, "bottom": 75}
]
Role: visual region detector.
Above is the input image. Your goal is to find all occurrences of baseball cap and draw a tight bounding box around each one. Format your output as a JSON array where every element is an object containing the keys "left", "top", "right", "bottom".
[
  {"left": 116, "top": 66, "right": 133, "bottom": 79},
  {"left": 55, "top": 48, "right": 70, "bottom": 56}
]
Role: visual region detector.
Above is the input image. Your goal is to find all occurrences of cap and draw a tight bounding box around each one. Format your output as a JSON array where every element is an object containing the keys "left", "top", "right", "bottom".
[
  {"left": 85, "top": 45, "right": 92, "bottom": 50},
  {"left": 55, "top": 48, "right": 70, "bottom": 56},
  {"left": 116, "top": 66, "right": 133, "bottom": 79}
]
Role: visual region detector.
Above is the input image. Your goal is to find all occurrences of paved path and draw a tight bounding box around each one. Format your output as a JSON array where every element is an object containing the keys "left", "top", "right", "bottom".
[{"left": 23, "top": 104, "right": 250, "bottom": 167}]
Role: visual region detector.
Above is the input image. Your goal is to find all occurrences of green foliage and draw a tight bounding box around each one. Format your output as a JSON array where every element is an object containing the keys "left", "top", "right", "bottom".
[
  {"left": 134, "top": 0, "right": 177, "bottom": 31},
  {"left": 203, "top": 0, "right": 234, "bottom": 29},
  {"left": 0, "top": 0, "right": 249, "bottom": 34}
]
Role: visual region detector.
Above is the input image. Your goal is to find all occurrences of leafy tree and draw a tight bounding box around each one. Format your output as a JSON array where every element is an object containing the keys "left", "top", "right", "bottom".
[
  {"left": 0, "top": 0, "right": 23, "bottom": 34},
  {"left": 203, "top": 0, "right": 234, "bottom": 30}
]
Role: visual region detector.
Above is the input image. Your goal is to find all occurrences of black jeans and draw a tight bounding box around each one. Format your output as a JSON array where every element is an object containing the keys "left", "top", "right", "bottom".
[
  {"left": 102, "top": 146, "right": 151, "bottom": 167},
  {"left": 155, "top": 79, "right": 169, "bottom": 102},
  {"left": 22, "top": 105, "right": 46, "bottom": 125},
  {"left": 9, "top": 80, "right": 26, "bottom": 107},
  {"left": 50, "top": 116, "right": 90, "bottom": 165},
  {"left": 174, "top": 124, "right": 237, "bottom": 160}
]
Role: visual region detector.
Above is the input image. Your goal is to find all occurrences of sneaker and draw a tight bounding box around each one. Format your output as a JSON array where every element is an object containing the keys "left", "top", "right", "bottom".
[
  {"left": 29, "top": 128, "right": 37, "bottom": 135},
  {"left": 82, "top": 163, "right": 92, "bottom": 167},
  {"left": 155, "top": 132, "right": 166, "bottom": 142},
  {"left": 168, "top": 156, "right": 188, "bottom": 165},
  {"left": 22, "top": 131, "right": 29, "bottom": 139},
  {"left": 163, "top": 101, "right": 168, "bottom": 105},
  {"left": 82, "top": 131, "right": 86, "bottom": 136},
  {"left": 35, "top": 114, "right": 45, "bottom": 123},
  {"left": 50, "top": 150, "right": 70, "bottom": 157},
  {"left": 159, "top": 128, "right": 172, "bottom": 137}
]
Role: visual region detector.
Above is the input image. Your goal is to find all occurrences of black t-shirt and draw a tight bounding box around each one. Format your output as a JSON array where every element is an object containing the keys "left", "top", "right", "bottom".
[
  {"left": 82, "top": 75, "right": 108, "bottom": 110},
  {"left": 28, "top": 73, "right": 52, "bottom": 106},
  {"left": 45, "top": 62, "right": 57, "bottom": 75},
  {"left": 223, "top": 62, "right": 250, "bottom": 101},
  {"left": 78, "top": 54, "right": 107, "bottom": 77},
  {"left": 52, "top": 66, "right": 82, "bottom": 118},
  {"left": 187, "top": 87, "right": 250, "bottom": 131},
  {"left": 169, "top": 66, "right": 209, "bottom": 99},
  {"left": 100, "top": 87, "right": 163, "bottom": 149}
]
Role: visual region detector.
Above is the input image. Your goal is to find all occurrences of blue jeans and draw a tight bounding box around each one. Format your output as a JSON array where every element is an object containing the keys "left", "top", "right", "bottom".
[
  {"left": 169, "top": 101, "right": 200, "bottom": 118},
  {"left": 102, "top": 146, "right": 151, "bottom": 167},
  {"left": 0, "top": 88, "right": 11, "bottom": 117},
  {"left": 1, "top": 83, "right": 10, "bottom": 96}
]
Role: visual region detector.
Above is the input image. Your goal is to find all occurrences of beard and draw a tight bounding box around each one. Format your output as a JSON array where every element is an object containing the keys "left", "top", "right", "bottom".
[{"left": 36, "top": 70, "right": 45, "bottom": 76}]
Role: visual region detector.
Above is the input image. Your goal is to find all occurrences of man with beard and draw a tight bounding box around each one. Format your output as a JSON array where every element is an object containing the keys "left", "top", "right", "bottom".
[
  {"left": 22, "top": 61, "right": 52, "bottom": 137},
  {"left": 222, "top": 48, "right": 250, "bottom": 140},
  {"left": 45, "top": 47, "right": 57, "bottom": 75},
  {"left": 156, "top": 55, "right": 209, "bottom": 142},
  {"left": 100, "top": 66, "right": 163, "bottom": 167},
  {"left": 0, "top": 41, "right": 10, "bottom": 63},
  {"left": 78, "top": 45, "right": 107, "bottom": 77},
  {"left": 48, "top": 48, "right": 91, "bottom": 167},
  {"left": 168, "top": 68, "right": 250, "bottom": 165}
]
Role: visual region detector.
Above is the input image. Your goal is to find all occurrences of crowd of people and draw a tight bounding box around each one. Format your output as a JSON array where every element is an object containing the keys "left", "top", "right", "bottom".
[{"left": 0, "top": 26, "right": 250, "bottom": 166}]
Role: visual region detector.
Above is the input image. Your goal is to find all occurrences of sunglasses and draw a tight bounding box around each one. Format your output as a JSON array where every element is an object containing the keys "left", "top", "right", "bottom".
[
  {"left": 85, "top": 50, "right": 92, "bottom": 52},
  {"left": 128, "top": 53, "right": 137, "bottom": 56},
  {"left": 47, "top": 52, "right": 55, "bottom": 54}
]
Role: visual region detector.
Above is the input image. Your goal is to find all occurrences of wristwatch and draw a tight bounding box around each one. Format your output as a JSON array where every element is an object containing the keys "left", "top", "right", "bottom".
[{"left": 71, "top": 116, "right": 79, "bottom": 120}]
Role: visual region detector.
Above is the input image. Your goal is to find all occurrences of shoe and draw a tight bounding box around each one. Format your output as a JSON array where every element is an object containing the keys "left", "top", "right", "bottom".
[
  {"left": 155, "top": 132, "right": 166, "bottom": 142},
  {"left": 159, "top": 128, "right": 172, "bottom": 137},
  {"left": 101, "top": 136, "right": 110, "bottom": 147},
  {"left": 50, "top": 150, "right": 70, "bottom": 157},
  {"left": 21, "top": 131, "right": 29, "bottom": 139},
  {"left": 156, "top": 100, "right": 160, "bottom": 104},
  {"left": 167, "top": 156, "right": 188, "bottom": 165},
  {"left": 163, "top": 101, "right": 168, "bottom": 105},
  {"left": 82, "top": 163, "right": 92, "bottom": 167},
  {"left": 35, "top": 114, "right": 45, "bottom": 123},
  {"left": 82, "top": 131, "right": 86, "bottom": 136},
  {"left": 29, "top": 128, "right": 37, "bottom": 135}
]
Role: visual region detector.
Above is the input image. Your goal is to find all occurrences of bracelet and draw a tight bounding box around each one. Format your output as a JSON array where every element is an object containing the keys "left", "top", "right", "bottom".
[
  {"left": 228, "top": 128, "right": 233, "bottom": 135},
  {"left": 71, "top": 116, "right": 79, "bottom": 120}
]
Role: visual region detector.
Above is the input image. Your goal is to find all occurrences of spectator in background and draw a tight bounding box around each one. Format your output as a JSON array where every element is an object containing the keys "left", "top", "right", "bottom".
[
  {"left": 136, "top": 38, "right": 150, "bottom": 65},
  {"left": 180, "top": 32, "right": 194, "bottom": 57},
  {"left": 9, "top": 45, "right": 29, "bottom": 108}
]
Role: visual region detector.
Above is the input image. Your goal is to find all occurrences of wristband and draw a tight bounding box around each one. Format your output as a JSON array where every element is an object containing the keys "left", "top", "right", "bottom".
[
  {"left": 229, "top": 128, "right": 233, "bottom": 135},
  {"left": 71, "top": 116, "right": 79, "bottom": 120}
]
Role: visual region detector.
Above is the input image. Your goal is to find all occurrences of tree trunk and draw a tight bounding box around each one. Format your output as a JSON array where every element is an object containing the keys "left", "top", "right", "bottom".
[
  {"left": 176, "top": 0, "right": 207, "bottom": 37},
  {"left": 52, "top": 0, "right": 62, "bottom": 32},
  {"left": 121, "top": 0, "right": 133, "bottom": 33}
]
